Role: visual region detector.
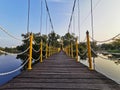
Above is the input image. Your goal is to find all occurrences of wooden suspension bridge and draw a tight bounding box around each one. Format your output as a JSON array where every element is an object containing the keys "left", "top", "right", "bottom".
[
  {"left": 0, "top": 0, "right": 120, "bottom": 90},
  {"left": 0, "top": 51, "right": 120, "bottom": 90}
]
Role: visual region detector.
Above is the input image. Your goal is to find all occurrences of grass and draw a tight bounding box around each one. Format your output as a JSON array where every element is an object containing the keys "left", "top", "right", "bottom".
[{"left": 107, "top": 50, "right": 120, "bottom": 53}]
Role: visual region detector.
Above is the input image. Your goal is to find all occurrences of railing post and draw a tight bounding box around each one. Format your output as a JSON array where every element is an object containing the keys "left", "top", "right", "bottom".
[
  {"left": 53, "top": 47, "right": 55, "bottom": 54},
  {"left": 65, "top": 47, "right": 66, "bottom": 54},
  {"left": 52, "top": 47, "right": 53, "bottom": 55},
  {"left": 67, "top": 46, "right": 69, "bottom": 55},
  {"left": 48, "top": 45, "right": 49, "bottom": 57},
  {"left": 46, "top": 43, "right": 48, "bottom": 59},
  {"left": 49, "top": 46, "right": 50, "bottom": 57},
  {"left": 69, "top": 45, "right": 71, "bottom": 56},
  {"left": 53, "top": 47, "right": 54, "bottom": 54},
  {"left": 52, "top": 47, "right": 54, "bottom": 55},
  {"left": 62, "top": 43, "right": 63, "bottom": 50},
  {"left": 86, "top": 31, "right": 93, "bottom": 70},
  {"left": 53, "top": 47, "right": 54, "bottom": 55},
  {"left": 40, "top": 40, "right": 43, "bottom": 63},
  {"left": 76, "top": 38, "right": 79, "bottom": 62},
  {"left": 28, "top": 33, "right": 33, "bottom": 70},
  {"left": 58, "top": 48, "right": 60, "bottom": 52},
  {"left": 50, "top": 46, "right": 52, "bottom": 56},
  {"left": 64, "top": 47, "right": 67, "bottom": 55},
  {"left": 71, "top": 43, "right": 73, "bottom": 58}
]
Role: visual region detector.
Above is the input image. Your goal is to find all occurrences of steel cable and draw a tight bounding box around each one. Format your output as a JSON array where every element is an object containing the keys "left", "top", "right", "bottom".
[
  {"left": 68, "top": 0, "right": 77, "bottom": 33},
  {"left": 0, "top": 26, "right": 22, "bottom": 42},
  {"left": 90, "top": 33, "right": 120, "bottom": 43}
]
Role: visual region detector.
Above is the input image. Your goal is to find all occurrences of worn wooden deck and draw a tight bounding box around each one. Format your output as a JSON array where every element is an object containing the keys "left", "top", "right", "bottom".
[{"left": 1, "top": 51, "right": 120, "bottom": 90}]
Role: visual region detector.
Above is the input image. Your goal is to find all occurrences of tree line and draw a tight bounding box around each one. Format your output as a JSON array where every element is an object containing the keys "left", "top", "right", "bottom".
[{"left": 1, "top": 31, "right": 120, "bottom": 59}]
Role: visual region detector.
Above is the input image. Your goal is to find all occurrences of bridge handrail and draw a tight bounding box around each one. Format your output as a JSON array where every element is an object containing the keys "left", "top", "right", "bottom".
[
  {"left": 89, "top": 33, "right": 120, "bottom": 43},
  {"left": 32, "top": 56, "right": 41, "bottom": 62},
  {"left": 91, "top": 48, "right": 110, "bottom": 60},
  {"left": 22, "top": 36, "right": 30, "bottom": 41},
  {"left": 78, "top": 50, "right": 87, "bottom": 56},
  {"left": 33, "top": 38, "right": 40, "bottom": 45},
  {"left": 0, "top": 26, "right": 22, "bottom": 42},
  {"left": 0, "top": 47, "right": 30, "bottom": 56},
  {"left": 32, "top": 48, "right": 40, "bottom": 53}
]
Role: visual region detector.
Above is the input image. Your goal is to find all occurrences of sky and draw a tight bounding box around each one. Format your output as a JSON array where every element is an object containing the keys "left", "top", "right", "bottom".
[{"left": 0, "top": 0, "right": 120, "bottom": 47}]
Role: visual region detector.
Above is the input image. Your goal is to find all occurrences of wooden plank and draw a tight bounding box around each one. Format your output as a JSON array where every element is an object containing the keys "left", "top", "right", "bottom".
[{"left": 0, "top": 51, "right": 120, "bottom": 90}]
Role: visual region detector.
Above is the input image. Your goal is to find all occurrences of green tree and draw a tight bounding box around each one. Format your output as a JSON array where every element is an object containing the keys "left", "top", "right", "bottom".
[
  {"left": 17, "top": 33, "right": 47, "bottom": 61},
  {"left": 62, "top": 33, "right": 76, "bottom": 47},
  {"left": 17, "top": 31, "right": 62, "bottom": 62},
  {"left": 48, "top": 31, "right": 60, "bottom": 47},
  {"left": 98, "top": 38, "right": 120, "bottom": 53},
  {"left": 112, "top": 38, "right": 120, "bottom": 50}
]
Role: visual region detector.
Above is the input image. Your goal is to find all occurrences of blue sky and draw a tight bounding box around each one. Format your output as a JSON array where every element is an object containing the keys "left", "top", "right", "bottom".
[{"left": 0, "top": 0, "right": 120, "bottom": 47}]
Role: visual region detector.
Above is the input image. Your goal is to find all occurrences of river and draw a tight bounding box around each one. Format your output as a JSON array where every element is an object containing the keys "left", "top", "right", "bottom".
[
  {"left": 80, "top": 54, "right": 120, "bottom": 84},
  {"left": 0, "top": 55, "right": 22, "bottom": 86},
  {"left": 0, "top": 54, "right": 120, "bottom": 86}
]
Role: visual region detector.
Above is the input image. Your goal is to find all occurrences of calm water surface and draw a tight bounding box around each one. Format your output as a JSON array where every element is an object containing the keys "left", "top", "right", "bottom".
[
  {"left": 80, "top": 55, "right": 120, "bottom": 84},
  {"left": 0, "top": 55, "right": 22, "bottom": 86}
]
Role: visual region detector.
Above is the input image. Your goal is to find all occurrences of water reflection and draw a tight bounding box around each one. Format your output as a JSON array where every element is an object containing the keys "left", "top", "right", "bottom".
[
  {"left": 80, "top": 54, "right": 120, "bottom": 84},
  {"left": 0, "top": 55, "right": 22, "bottom": 86}
]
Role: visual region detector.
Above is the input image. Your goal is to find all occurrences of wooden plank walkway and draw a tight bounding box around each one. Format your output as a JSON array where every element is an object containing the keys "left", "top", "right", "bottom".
[{"left": 0, "top": 51, "right": 120, "bottom": 90}]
